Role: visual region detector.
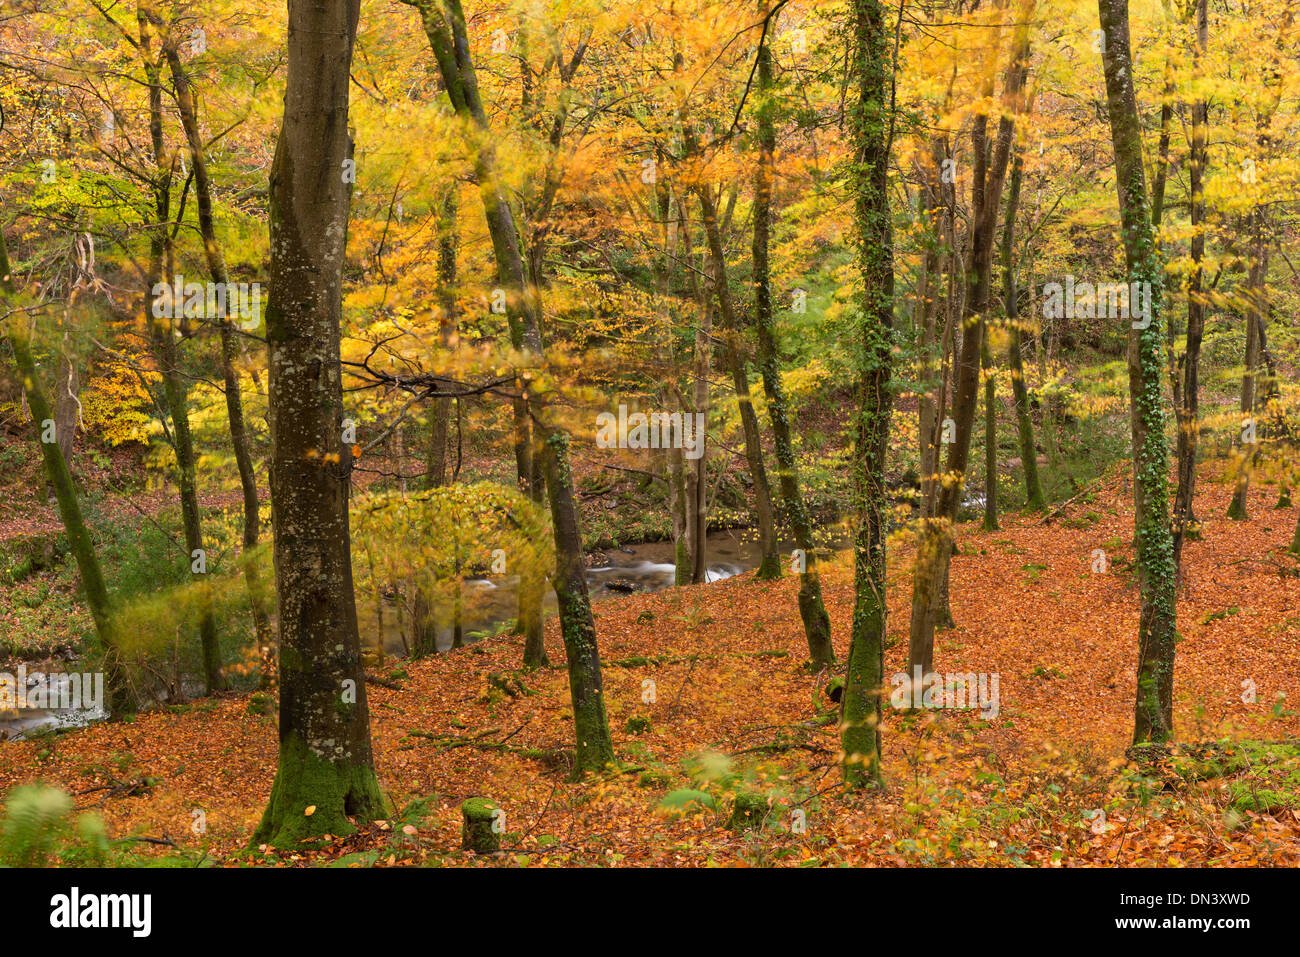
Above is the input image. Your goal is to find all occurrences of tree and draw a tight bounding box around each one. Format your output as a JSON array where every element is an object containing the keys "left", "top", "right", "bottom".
[
  {"left": 1001, "top": 153, "right": 1045, "bottom": 511},
  {"left": 697, "top": 184, "right": 780, "bottom": 581},
  {"left": 840, "top": 0, "right": 895, "bottom": 789},
  {"left": 2, "top": 224, "right": 134, "bottom": 715},
  {"left": 403, "top": 0, "right": 614, "bottom": 771},
  {"left": 163, "top": 36, "right": 275, "bottom": 685},
  {"left": 253, "top": 0, "right": 386, "bottom": 846},
  {"left": 1172, "top": 0, "right": 1208, "bottom": 558},
  {"left": 1097, "top": 0, "right": 1179, "bottom": 746},
  {"left": 137, "top": 7, "right": 223, "bottom": 695},
  {"left": 751, "top": 5, "right": 834, "bottom": 668},
  {"left": 906, "top": 2, "right": 1033, "bottom": 678}
]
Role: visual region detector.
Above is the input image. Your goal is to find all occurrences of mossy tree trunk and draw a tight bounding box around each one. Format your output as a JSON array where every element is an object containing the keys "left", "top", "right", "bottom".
[
  {"left": 840, "top": 0, "right": 895, "bottom": 789},
  {"left": 1098, "top": 0, "right": 1180, "bottom": 746},
  {"left": 540, "top": 431, "right": 615, "bottom": 771},
  {"left": 2, "top": 227, "right": 134, "bottom": 715},
  {"left": 514, "top": 407, "right": 549, "bottom": 669},
  {"left": 751, "top": 11, "right": 834, "bottom": 667},
  {"left": 253, "top": 0, "right": 386, "bottom": 847}
]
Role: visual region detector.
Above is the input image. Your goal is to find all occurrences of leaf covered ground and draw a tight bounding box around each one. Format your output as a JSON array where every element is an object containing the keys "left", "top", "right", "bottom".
[{"left": 2, "top": 472, "right": 1299, "bottom": 867}]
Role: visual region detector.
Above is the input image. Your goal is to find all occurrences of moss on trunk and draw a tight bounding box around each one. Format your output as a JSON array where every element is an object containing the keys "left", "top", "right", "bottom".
[{"left": 253, "top": 732, "right": 386, "bottom": 847}]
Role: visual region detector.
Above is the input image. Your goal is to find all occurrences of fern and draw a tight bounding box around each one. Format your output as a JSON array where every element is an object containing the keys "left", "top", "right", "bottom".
[{"left": 0, "top": 785, "right": 110, "bottom": 867}]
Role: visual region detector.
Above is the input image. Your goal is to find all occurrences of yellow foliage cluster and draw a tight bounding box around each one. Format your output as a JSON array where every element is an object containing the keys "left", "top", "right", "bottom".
[{"left": 80, "top": 354, "right": 158, "bottom": 448}]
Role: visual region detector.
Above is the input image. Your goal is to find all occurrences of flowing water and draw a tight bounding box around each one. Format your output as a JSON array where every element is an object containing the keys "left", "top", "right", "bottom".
[
  {"left": 0, "top": 529, "right": 770, "bottom": 739},
  {"left": 376, "top": 528, "right": 764, "bottom": 655}
]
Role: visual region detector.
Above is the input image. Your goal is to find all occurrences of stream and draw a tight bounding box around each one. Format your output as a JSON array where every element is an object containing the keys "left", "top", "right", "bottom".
[
  {"left": 0, "top": 528, "right": 777, "bottom": 739},
  {"left": 377, "top": 528, "right": 773, "bottom": 655}
]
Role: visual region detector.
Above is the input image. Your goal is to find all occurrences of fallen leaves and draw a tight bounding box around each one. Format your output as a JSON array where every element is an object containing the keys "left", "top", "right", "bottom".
[{"left": 0, "top": 473, "right": 1297, "bottom": 867}]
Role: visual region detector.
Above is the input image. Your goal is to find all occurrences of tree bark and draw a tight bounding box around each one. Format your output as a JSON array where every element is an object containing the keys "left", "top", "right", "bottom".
[
  {"left": 426, "top": 191, "right": 458, "bottom": 492},
  {"left": 907, "top": 8, "right": 1031, "bottom": 677},
  {"left": 1002, "top": 154, "right": 1044, "bottom": 510},
  {"left": 1172, "top": 0, "right": 1208, "bottom": 558},
  {"left": 682, "top": 211, "right": 711, "bottom": 585},
  {"left": 840, "top": 0, "right": 895, "bottom": 789},
  {"left": 405, "top": 0, "right": 613, "bottom": 769},
  {"left": 751, "top": 12, "right": 834, "bottom": 667},
  {"left": 1228, "top": 209, "right": 1267, "bottom": 521},
  {"left": 139, "top": 12, "right": 222, "bottom": 695},
  {"left": 1097, "top": 0, "right": 1180, "bottom": 746},
  {"left": 981, "top": 316, "right": 999, "bottom": 530},
  {"left": 253, "top": 0, "right": 386, "bottom": 846},
  {"left": 698, "top": 185, "right": 780, "bottom": 581},
  {"left": 164, "top": 42, "right": 275, "bottom": 687}
]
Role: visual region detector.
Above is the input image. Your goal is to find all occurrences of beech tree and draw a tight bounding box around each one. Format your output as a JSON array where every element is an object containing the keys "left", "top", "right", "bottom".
[
  {"left": 253, "top": 0, "right": 387, "bottom": 846},
  {"left": 751, "top": 7, "right": 834, "bottom": 669},
  {"left": 164, "top": 39, "right": 276, "bottom": 684},
  {"left": 906, "top": 2, "right": 1033, "bottom": 678},
  {"left": 137, "top": 7, "right": 223, "bottom": 694}
]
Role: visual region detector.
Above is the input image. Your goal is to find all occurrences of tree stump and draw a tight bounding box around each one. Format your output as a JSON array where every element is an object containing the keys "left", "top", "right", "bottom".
[
  {"left": 461, "top": 798, "right": 500, "bottom": 853},
  {"left": 728, "top": 790, "right": 770, "bottom": 832}
]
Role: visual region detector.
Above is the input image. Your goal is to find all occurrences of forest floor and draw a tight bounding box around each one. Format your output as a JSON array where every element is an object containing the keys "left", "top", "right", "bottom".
[{"left": 2, "top": 468, "right": 1299, "bottom": 866}]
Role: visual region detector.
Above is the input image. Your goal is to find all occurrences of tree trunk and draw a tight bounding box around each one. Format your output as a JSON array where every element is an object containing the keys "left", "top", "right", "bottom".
[
  {"left": 981, "top": 318, "right": 999, "bottom": 530},
  {"left": 682, "top": 213, "right": 711, "bottom": 585},
  {"left": 907, "top": 10, "right": 1031, "bottom": 677},
  {"left": 426, "top": 190, "right": 458, "bottom": 491},
  {"left": 698, "top": 186, "right": 780, "bottom": 581},
  {"left": 53, "top": 351, "right": 78, "bottom": 476},
  {"left": 2, "top": 228, "right": 134, "bottom": 714},
  {"left": 253, "top": 0, "right": 386, "bottom": 847},
  {"left": 517, "top": 418, "right": 548, "bottom": 669},
  {"left": 405, "top": 0, "right": 613, "bottom": 770},
  {"left": 840, "top": 0, "right": 895, "bottom": 789},
  {"left": 1002, "top": 154, "right": 1045, "bottom": 510},
  {"left": 751, "top": 12, "right": 834, "bottom": 667},
  {"left": 164, "top": 43, "right": 275, "bottom": 687},
  {"left": 139, "top": 14, "right": 222, "bottom": 695},
  {"left": 1228, "top": 209, "right": 1267, "bottom": 521},
  {"left": 1172, "top": 0, "right": 1208, "bottom": 558},
  {"left": 1098, "top": 0, "right": 1180, "bottom": 746}
]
